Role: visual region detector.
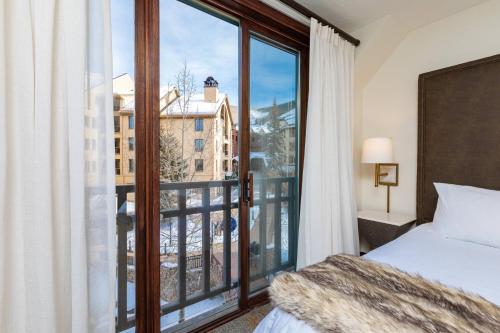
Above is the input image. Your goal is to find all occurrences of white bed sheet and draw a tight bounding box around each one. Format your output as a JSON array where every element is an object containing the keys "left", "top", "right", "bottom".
[{"left": 254, "top": 223, "right": 500, "bottom": 333}]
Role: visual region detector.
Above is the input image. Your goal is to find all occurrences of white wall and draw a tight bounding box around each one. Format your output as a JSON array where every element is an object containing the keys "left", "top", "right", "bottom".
[{"left": 356, "top": 0, "right": 500, "bottom": 214}]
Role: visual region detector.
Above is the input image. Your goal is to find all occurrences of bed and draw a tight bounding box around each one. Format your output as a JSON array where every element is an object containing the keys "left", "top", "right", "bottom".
[
  {"left": 255, "top": 223, "right": 500, "bottom": 332},
  {"left": 255, "top": 54, "right": 500, "bottom": 333}
]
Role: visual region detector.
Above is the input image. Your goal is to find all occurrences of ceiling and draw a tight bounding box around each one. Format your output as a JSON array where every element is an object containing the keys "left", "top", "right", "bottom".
[{"left": 295, "top": 0, "right": 490, "bottom": 33}]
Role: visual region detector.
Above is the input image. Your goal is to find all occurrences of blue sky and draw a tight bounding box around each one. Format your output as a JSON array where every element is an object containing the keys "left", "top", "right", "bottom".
[
  {"left": 250, "top": 38, "right": 297, "bottom": 109},
  {"left": 111, "top": 0, "right": 297, "bottom": 109}
]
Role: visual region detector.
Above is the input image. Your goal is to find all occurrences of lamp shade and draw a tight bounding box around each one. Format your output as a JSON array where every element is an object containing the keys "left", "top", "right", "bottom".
[{"left": 362, "top": 137, "right": 394, "bottom": 163}]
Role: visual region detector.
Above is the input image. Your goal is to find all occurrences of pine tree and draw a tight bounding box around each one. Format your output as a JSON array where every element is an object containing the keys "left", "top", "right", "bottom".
[{"left": 266, "top": 99, "right": 285, "bottom": 176}]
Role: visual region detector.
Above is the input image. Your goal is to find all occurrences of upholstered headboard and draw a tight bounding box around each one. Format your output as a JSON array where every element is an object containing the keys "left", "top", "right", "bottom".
[{"left": 417, "top": 54, "right": 500, "bottom": 225}]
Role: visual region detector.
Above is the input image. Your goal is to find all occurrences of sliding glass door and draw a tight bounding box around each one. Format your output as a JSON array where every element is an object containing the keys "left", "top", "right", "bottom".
[
  {"left": 247, "top": 36, "right": 299, "bottom": 294},
  {"left": 111, "top": 0, "right": 137, "bottom": 331},
  {"left": 158, "top": 1, "right": 240, "bottom": 331}
]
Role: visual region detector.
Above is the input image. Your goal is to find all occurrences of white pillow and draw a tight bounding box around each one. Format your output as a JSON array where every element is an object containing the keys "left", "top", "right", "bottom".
[{"left": 433, "top": 183, "right": 500, "bottom": 248}]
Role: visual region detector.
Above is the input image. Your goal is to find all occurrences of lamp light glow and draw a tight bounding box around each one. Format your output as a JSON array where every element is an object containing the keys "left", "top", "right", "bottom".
[{"left": 362, "top": 137, "right": 394, "bottom": 164}]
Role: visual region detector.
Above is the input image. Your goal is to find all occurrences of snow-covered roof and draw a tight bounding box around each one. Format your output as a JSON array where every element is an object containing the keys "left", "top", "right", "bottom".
[
  {"left": 248, "top": 102, "right": 296, "bottom": 134},
  {"left": 160, "top": 86, "right": 172, "bottom": 97},
  {"left": 122, "top": 100, "right": 135, "bottom": 111},
  {"left": 113, "top": 80, "right": 180, "bottom": 113},
  {"left": 251, "top": 124, "right": 271, "bottom": 134},
  {"left": 113, "top": 74, "right": 231, "bottom": 121},
  {"left": 162, "top": 93, "right": 227, "bottom": 117},
  {"left": 112, "top": 73, "right": 135, "bottom": 95},
  {"left": 279, "top": 109, "right": 296, "bottom": 127}
]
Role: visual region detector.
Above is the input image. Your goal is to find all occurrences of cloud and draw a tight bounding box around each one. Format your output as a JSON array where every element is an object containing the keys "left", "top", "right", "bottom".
[
  {"left": 159, "top": 0, "right": 239, "bottom": 103},
  {"left": 111, "top": 0, "right": 298, "bottom": 109}
]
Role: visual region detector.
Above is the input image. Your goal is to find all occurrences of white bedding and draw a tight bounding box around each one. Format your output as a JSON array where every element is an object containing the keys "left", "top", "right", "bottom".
[{"left": 254, "top": 223, "right": 500, "bottom": 333}]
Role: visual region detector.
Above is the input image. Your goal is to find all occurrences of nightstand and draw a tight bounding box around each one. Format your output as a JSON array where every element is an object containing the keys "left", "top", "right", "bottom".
[{"left": 358, "top": 210, "right": 416, "bottom": 251}]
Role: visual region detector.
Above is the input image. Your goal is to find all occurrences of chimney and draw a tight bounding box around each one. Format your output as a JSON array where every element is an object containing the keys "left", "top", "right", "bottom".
[{"left": 204, "top": 76, "right": 219, "bottom": 103}]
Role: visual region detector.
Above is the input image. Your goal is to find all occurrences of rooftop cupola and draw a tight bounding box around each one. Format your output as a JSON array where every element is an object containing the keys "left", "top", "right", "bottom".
[{"left": 204, "top": 76, "right": 219, "bottom": 103}]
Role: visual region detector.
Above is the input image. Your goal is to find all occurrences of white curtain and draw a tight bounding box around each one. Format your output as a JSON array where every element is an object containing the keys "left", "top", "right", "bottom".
[
  {"left": 297, "top": 18, "right": 358, "bottom": 269},
  {"left": 0, "top": 1, "right": 116, "bottom": 332}
]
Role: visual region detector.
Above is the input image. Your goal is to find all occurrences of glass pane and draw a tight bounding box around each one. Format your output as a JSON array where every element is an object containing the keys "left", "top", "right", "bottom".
[
  {"left": 160, "top": 217, "right": 179, "bottom": 306},
  {"left": 186, "top": 214, "right": 203, "bottom": 298},
  {"left": 186, "top": 188, "right": 203, "bottom": 208},
  {"left": 159, "top": 0, "right": 239, "bottom": 330},
  {"left": 249, "top": 36, "right": 298, "bottom": 294},
  {"left": 281, "top": 201, "right": 290, "bottom": 265},
  {"left": 111, "top": 0, "right": 136, "bottom": 331},
  {"left": 210, "top": 211, "right": 224, "bottom": 289}
]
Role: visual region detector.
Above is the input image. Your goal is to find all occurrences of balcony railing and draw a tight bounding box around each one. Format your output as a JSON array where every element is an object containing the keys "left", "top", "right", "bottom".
[
  {"left": 249, "top": 177, "right": 296, "bottom": 286},
  {"left": 115, "top": 177, "right": 296, "bottom": 331}
]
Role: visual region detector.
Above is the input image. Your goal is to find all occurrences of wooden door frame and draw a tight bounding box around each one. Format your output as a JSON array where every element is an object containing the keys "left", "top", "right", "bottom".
[
  {"left": 135, "top": 0, "right": 160, "bottom": 332},
  {"left": 238, "top": 20, "right": 251, "bottom": 310},
  {"left": 134, "top": 0, "right": 309, "bottom": 332},
  {"left": 241, "top": 20, "right": 309, "bottom": 306}
]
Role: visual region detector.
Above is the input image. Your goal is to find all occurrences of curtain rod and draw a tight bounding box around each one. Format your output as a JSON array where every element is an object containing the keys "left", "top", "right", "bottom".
[{"left": 278, "top": 0, "right": 361, "bottom": 46}]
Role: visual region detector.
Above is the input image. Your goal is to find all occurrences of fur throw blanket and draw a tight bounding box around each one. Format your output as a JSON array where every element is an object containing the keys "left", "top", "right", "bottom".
[{"left": 269, "top": 255, "right": 500, "bottom": 333}]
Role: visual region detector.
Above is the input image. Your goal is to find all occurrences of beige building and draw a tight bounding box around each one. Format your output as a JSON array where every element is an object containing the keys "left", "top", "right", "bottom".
[
  {"left": 113, "top": 74, "right": 137, "bottom": 185},
  {"left": 113, "top": 74, "right": 234, "bottom": 185}
]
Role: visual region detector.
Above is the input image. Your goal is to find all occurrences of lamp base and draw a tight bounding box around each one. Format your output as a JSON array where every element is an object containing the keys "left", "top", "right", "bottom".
[{"left": 386, "top": 185, "right": 390, "bottom": 213}]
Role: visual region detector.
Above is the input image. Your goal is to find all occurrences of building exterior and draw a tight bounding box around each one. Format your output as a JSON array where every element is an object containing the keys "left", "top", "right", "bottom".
[
  {"left": 113, "top": 74, "right": 234, "bottom": 185},
  {"left": 113, "top": 74, "right": 136, "bottom": 185},
  {"left": 248, "top": 100, "right": 297, "bottom": 176},
  {"left": 278, "top": 106, "right": 297, "bottom": 176},
  {"left": 230, "top": 105, "right": 239, "bottom": 158},
  {"left": 161, "top": 77, "right": 234, "bottom": 182}
]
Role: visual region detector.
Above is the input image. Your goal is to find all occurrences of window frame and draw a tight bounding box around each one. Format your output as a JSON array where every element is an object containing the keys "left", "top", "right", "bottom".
[
  {"left": 115, "top": 138, "right": 121, "bottom": 155},
  {"left": 115, "top": 159, "right": 121, "bottom": 176},
  {"left": 133, "top": 0, "right": 309, "bottom": 331},
  {"left": 194, "top": 138, "right": 204, "bottom": 152},
  {"left": 128, "top": 137, "right": 135, "bottom": 151},
  {"left": 129, "top": 158, "right": 135, "bottom": 173},
  {"left": 128, "top": 115, "right": 135, "bottom": 129},
  {"left": 114, "top": 115, "right": 120, "bottom": 133},
  {"left": 194, "top": 159, "right": 204, "bottom": 172},
  {"left": 194, "top": 118, "right": 204, "bottom": 131}
]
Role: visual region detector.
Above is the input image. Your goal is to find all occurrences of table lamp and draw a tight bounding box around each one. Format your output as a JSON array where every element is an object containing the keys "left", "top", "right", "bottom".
[{"left": 362, "top": 137, "right": 399, "bottom": 213}]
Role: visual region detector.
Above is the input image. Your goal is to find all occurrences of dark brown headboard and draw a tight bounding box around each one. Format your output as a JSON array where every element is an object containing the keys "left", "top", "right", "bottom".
[{"left": 417, "top": 54, "right": 500, "bottom": 225}]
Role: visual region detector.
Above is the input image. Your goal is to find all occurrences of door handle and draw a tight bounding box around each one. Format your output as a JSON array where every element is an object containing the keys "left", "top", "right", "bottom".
[{"left": 247, "top": 172, "right": 254, "bottom": 208}]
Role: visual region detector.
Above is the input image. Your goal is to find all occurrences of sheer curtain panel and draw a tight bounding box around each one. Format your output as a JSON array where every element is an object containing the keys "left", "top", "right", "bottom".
[
  {"left": 297, "top": 18, "right": 359, "bottom": 269},
  {"left": 0, "top": 1, "right": 115, "bottom": 332}
]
